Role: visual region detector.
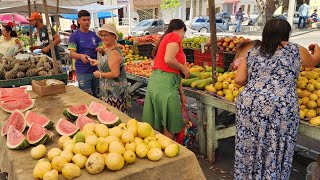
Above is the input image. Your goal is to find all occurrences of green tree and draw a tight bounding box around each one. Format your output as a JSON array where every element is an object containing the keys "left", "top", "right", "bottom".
[{"left": 160, "top": 0, "right": 182, "bottom": 19}]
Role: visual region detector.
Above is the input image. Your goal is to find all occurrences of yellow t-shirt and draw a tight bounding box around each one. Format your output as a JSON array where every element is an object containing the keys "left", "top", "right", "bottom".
[{"left": 0, "top": 36, "right": 18, "bottom": 55}]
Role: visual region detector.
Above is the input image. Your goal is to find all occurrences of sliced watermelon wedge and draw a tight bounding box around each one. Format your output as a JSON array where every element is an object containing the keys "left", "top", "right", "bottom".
[
  {"left": 97, "top": 109, "right": 121, "bottom": 128},
  {"left": 0, "top": 99, "right": 35, "bottom": 113},
  {"left": 27, "top": 123, "right": 52, "bottom": 145},
  {"left": 0, "top": 87, "right": 27, "bottom": 98},
  {"left": 25, "top": 111, "right": 54, "bottom": 129},
  {"left": 88, "top": 101, "right": 106, "bottom": 116},
  {"left": 63, "top": 104, "right": 88, "bottom": 121},
  {"left": 0, "top": 94, "right": 30, "bottom": 103},
  {"left": 75, "top": 115, "right": 96, "bottom": 130},
  {"left": 1, "top": 110, "right": 26, "bottom": 136},
  {"left": 55, "top": 118, "right": 79, "bottom": 136},
  {"left": 7, "top": 125, "right": 29, "bottom": 150}
]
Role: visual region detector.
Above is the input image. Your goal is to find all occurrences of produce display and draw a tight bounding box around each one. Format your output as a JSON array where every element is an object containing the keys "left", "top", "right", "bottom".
[
  {"left": 182, "top": 36, "right": 209, "bottom": 49},
  {"left": 0, "top": 55, "right": 63, "bottom": 80},
  {"left": 28, "top": 101, "right": 181, "bottom": 179},
  {"left": 121, "top": 44, "right": 148, "bottom": 62},
  {"left": 217, "top": 36, "right": 250, "bottom": 53},
  {"left": 134, "top": 34, "right": 161, "bottom": 45},
  {"left": 0, "top": 87, "right": 34, "bottom": 113}
]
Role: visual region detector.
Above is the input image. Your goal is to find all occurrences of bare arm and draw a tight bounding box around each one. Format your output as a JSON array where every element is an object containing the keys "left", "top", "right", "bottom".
[
  {"left": 69, "top": 49, "right": 89, "bottom": 63},
  {"left": 102, "top": 50, "right": 122, "bottom": 79},
  {"left": 300, "top": 45, "right": 320, "bottom": 67},
  {"left": 15, "top": 39, "right": 22, "bottom": 50},
  {"left": 164, "top": 42, "right": 189, "bottom": 78},
  {"left": 234, "top": 57, "right": 248, "bottom": 86}
]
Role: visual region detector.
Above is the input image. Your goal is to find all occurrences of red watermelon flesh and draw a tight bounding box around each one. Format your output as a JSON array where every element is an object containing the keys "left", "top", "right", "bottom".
[
  {"left": 1, "top": 99, "right": 35, "bottom": 113},
  {"left": 27, "top": 123, "right": 49, "bottom": 144},
  {"left": 75, "top": 115, "right": 96, "bottom": 130},
  {"left": 1, "top": 110, "right": 26, "bottom": 136},
  {"left": 7, "top": 125, "right": 29, "bottom": 150},
  {"left": 55, "top": 118, "right": 79, "bottom": 136},
  {"left": 0, "top": 87, "right": 27, "bottom": 98},
  {"left": 68, "top": 104, "right": 88, "bottom": 116},
  {"left": 88, "top": 101, "right": 106, "bottom": 116},
  {"left": 0, "top": 94, "right": 30, "bottom": 103},
  {"left": 25, "top": 110, "right": 53, "bottom": 128},
  {"left": 97, "top": 109, "right": 121, "bottom": 127}
]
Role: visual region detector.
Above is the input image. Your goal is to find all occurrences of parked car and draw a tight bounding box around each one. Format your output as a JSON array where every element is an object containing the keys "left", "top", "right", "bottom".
[
  {"left": 190, "top": 16, "right": 229, "bottom": 33},
  {"left": 273, "top": 12, "right": 300, "bottom": 24},
  {"left": 216, "top": 12, "right": 231, "bottom": 22},
  {"left": 130, "top": 19, "right": 168, "bottom": 36}
]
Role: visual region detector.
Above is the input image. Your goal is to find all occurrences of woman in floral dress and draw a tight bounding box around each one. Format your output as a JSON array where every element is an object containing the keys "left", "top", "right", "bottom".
[{"left": 234, "top": 19, "right": 320, "bottom": 179}]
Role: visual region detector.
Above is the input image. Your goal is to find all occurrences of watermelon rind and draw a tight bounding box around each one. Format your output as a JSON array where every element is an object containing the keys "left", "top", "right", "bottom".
[
  {"left": 1, "top": 110, "right": 26, "bottom": 136},
  {"left": 25, "top": 111, "right": 54, "bottom": 129},
  {"left": 0, "top": 99, "right": 35, "bottom": 113},
  {"left": 88, "top": 101, "right": 106, "bottom": 116},
  {"left": 6, "top": 126, "right": 30, "bottom": 150},
  {"left": 26, "top": 124, "right": 51, "bottom": 145},
  {"left": 63, "top": 104, "right": 88, "bottom": 121},
  {"left": 55, "top": 118, "right": 79, "bottom": 137},
  {"left": 63, "top": 109, "right": 77, "bottom": 121},
  {"left": 97, "top": 110, "right": 121, "bottom": 128}
]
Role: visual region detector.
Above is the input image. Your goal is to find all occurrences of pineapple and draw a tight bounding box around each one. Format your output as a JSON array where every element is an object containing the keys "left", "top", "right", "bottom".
[
  {"left": 38, "top": 70, "right": 48, "bottom": 76},
  {"left": 48, "top": 69, "right": 54, "bottom": 75},
  {"left": 29, "top": 63, "right": 36, "bottom": 70},
  {"left": 5, "top": 63, "right": 19, "bottom": 80},
  {"left": 16, "top": 71, "right": 26, "bottom": 78},
  {"left": 4, "top": 64, "right": 11, "bottom": 71},
  {"left": 43, "top": 62, "right": 52, "bottom": 71},
  {"left": 36, "top": 60, "right": 44, "bottom": 68},
  {"left": 26, "top": 67, "right": 43, "bottom": 77},
  {"left": 18, "top": 65, "right": 28, "bottom": 72},
  {"left": 0, "top": 63, "right": 5, "bottom": 80}
]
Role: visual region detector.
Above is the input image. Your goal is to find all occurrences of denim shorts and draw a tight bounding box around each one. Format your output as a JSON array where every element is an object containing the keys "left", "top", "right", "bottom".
[{"left": 76, "top": 73, "right": 99, "bottom": 98}]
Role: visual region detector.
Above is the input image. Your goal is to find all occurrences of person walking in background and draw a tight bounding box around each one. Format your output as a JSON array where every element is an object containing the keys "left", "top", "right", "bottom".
[
  {"left": 71, "top": 20, "right": 78, "bottom": 32},
  {"left": 234, "top": 18, "right": 320, "bottom": 179},
  {"left": 89, "top": 24, "right": 129, "bottom": 113},
  {"left": 28, "top": 12, "right": 61, "bottom": 60},
  {"left": 68, "top": 10, "right": 102, "bottom": 98},
  {"left": 298, "top": 0, "right": 310, "bottom": 28},
  {"left": 142, "top": 19, "right": 189, "bottom": 140},
  {"left": 235, "top": 8, "right": 244, "bottom": 32}
]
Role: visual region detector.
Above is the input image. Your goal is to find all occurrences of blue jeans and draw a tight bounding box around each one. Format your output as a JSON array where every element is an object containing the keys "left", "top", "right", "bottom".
[
  {"left": 236, "top": 20, "right": 241, "bottom": 32},
  {"left": 298, "top": 16, "right": 307, "bottom": 28},
  {"left": 76, "top": 73, "right": 99, "bottom": 98}
]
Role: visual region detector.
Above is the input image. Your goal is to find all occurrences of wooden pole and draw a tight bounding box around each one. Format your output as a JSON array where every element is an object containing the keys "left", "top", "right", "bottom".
[
  {"left": 55, "top": 0, "right": 60, "bottom": 30},
  {"left": 28, "top": 0, "right": 33, "bottom": 47},
  {"left": 208, "top": 0, "right": 217, "bottom": 84},
  {"left": 43, "top": 0, "right": 58, "bottom": 74}
]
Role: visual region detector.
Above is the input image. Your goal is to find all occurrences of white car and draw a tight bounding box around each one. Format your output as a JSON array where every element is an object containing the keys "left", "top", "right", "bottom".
[{"left": 230, "top": 13, "right": 251, "bottom": 25}]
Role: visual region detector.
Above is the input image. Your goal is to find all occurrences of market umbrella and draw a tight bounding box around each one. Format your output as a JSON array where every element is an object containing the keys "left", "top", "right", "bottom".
[
  {"left": 0, "top": 13, "right": 29, "bottom": 25},
  {"left": 60, "top": 12, "right": 117, "bottom": 20}
]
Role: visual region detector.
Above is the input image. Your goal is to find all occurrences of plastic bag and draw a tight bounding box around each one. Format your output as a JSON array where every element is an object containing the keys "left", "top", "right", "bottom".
[{"left": 176, "top": 109, "right": 197, "bottom": 147}]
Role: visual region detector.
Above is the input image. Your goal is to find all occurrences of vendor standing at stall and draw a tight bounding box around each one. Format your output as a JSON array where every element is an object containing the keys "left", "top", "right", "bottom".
[
  {"left": 68, "top": 10, "right": 102, "bottom": 98},
  {"left": 142, "top": 19, "right": 189, "bottom": 140},
  {"left": 89, "top": 24, "right": 128, "bottom": 113},
  {"left": 0, "top": 25, "right": 22, "bottom": 57},
  {"left": 28, "top": 12, "right": 61, "bottom": 60}
]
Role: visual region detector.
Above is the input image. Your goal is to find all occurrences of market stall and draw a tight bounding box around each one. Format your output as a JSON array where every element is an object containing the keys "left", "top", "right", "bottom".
[{"left": 0, "top": 86, "right": 205, "bottom": 180}]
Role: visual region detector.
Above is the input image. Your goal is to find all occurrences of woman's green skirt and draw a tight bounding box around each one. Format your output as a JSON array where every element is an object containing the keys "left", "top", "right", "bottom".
[{"left": 142, "top": 70, "right": 185, "bottom": 134}]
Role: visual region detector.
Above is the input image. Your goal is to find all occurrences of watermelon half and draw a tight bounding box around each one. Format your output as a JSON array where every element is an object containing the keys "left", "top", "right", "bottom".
[
  {"left": 0, "top": 99, "right": 35, "bottom": 113},
  {"left": 88, "top": 101, "right": 106, "bottom": 116},
  {"left": 27, "top": 123, "right": 52, "bottom": 145},
  {"left": 75, "top": 115, "right": 96, "bottom": 130},
  {"left": 1, "top": 110, "right": 26, "bottom": 136},
  {"left": 63, "top": 104, "right": 88, "bottom": 121},
  {"left": 55, "top": 118, "right": 79, "bottom": 136},
  {"left": 97, "top": 109, "right": 121, "bottom": 128},
  {"left": 0, "top": 87, "right": 27, "bottom": 98},
  {"left": 25, "top": 111, "right": 54, "bottom": 129},
  {"left": 6, "top": 125, "right": 29, "bottom": 150}
]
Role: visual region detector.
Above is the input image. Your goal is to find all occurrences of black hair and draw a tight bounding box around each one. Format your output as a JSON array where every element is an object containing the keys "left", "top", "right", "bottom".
[
  {"left": 258, "top": 18, "right": 291, "bottom": 57},
  {"left": 3, "top": 25, "right": 17, "bottom": 37},
  {"left": 78, "top": 10, "right": 90, "bottom": 18},
  {"left": 152, "top": 19, "right": 186, "bottom": 57}
]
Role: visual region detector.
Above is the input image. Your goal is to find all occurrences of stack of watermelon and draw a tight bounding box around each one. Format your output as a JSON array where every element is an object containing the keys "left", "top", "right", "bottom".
[
  {"left": 0, "top": 87, "right": 35, "bottom": 113},
  {"left": 1, "top": 110, "right": 54, "bottom": 150},
  {"left": 56, "top": 101, "right": 122, "bottom": 136}
]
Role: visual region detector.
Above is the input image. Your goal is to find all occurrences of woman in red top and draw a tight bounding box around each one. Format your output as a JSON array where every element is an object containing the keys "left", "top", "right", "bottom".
[{"left": 142, "top": 19, "right": 189, "bottom": 139}]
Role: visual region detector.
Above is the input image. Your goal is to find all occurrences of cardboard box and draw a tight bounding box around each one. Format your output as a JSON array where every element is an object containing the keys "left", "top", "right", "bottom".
[{"left": 32, "top": 79, "right": 66, "bottom": 96}]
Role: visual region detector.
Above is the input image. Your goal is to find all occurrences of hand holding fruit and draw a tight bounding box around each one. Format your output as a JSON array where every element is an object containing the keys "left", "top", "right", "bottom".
[{"left": 80, "top": 54, "right": 90, "bottom": 63}]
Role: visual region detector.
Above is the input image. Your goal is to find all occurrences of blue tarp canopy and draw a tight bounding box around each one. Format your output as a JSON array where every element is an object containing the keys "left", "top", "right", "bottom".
[{"left": 60, "top": 12, "right": 117, "bottom": 20}]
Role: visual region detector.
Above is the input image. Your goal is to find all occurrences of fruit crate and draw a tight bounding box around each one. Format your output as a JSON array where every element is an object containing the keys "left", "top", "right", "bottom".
[
  {"left": 137, "top": 44, "right": 154, "bottom": 58},
  {"left": 193, "top": 50, "right": 224, "bottom": 68},
  {"left": 183, "top": 48, "right": 194, "bottom": 63}
]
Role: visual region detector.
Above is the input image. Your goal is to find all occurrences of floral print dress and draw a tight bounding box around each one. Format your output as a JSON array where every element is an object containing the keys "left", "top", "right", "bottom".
[{"left": 235, "top": 43, "right": 301, "bottom": 180}]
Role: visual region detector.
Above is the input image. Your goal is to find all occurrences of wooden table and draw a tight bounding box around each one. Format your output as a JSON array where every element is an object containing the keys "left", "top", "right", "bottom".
[
  {"left": 0, "top": 86, "right": 205, "bottom": 180},
  {"left": 0, "top": 73, "right": 68, "bottom": 88},
  {"left": 126, "top": 73, "right": 320, "bottom": 163}
]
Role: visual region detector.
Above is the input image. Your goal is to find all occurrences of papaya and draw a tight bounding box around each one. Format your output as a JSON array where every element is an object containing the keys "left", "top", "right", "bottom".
[
  {"left": 189, "top": 67, "right": 205, "bottom": 73},
  {"left": 205, "top": 84, "right": 217, "bottom": 93},
  {"left": 199, "top": 72, "right": 211, "bottom": 79},
  {"left": 181, "top": 77, "right": 200, "bottom": 87},
  {"left": 191, "top": 79, "right": 202, "bottom": 88},
  {"left": 196, "top": 78, "right": 212, "bottom": 90},
  {"left": 189, "top": 72, "right": 200, "bottom": 78},
  {"left": 216, "top": 67, "right": 224, "bottom": 73},
  {"left": 205, "top": 66, "right": 212, "bottom": 72},
  {"left": 191, "top": 65, "right": 203, "bottom": 69}
]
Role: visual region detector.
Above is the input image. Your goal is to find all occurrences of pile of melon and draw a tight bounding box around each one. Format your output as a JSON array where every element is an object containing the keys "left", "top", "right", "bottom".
[{"left": 32, "top": 119, "right": 180, "bottom": 179}]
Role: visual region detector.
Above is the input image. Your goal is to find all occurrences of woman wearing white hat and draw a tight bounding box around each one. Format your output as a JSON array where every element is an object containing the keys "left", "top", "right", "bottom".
[{"left": 90, "top": 24, "right": 128, "bottom": 112}]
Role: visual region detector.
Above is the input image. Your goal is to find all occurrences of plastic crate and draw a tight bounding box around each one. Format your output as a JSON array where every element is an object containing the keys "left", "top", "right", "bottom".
[
  {"left": 193, "top": 50, "right": 224, "bottom": 68},
  {"left": 183, "top": 48, "right": 194, "bottom": 63},
  {"left": 222, "top": 52, "right": 236, "bottom": 71},
  {"left": 138, "top": 44, "right": 154, "bottom": 58}
]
